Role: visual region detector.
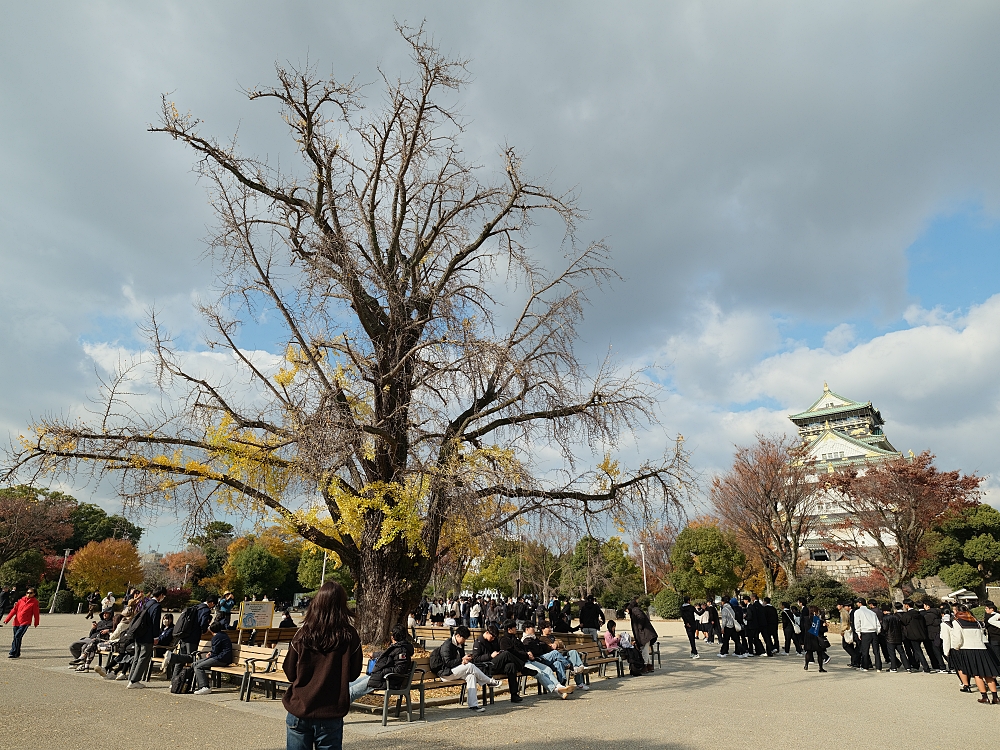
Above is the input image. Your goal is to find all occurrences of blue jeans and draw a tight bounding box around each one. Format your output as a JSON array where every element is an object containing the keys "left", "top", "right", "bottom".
[
  {"left": 525, "top": 659, "right": 560, "bottom": 692},
  {"left": 286, "top": 713, "right": 343, "bottom": 750},
  {"left": 9, "top": 625, "right": 29, "bottom": 657},
  {"left": 349, "top": 674, "right": 372, "bottom": 703}
]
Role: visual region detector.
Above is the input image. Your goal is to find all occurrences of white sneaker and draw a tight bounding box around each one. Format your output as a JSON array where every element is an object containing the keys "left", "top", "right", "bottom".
[
  {"left": 125, "top": 681, "right": 145, "bottom": 689},
  {"left": 115, "top": 673, "right": 129, "bottom": 681},
  {"left": 691, "top": 654, "right": 700, "bottom": 659},
  {"left": 489, "top": 679, "right": 502, "bottom": 688},
  {"left": 578, "top": 683, "right": 590, "bottom": 691},
  {"left": 718, "top": 653, "right": 728, "bottom": 658},
  {"left": 193, "top": 687, "right": 212, "bottom": 695}
]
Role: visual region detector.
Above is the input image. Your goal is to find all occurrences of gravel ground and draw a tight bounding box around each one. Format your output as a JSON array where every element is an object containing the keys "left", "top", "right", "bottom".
[{"left": 1, "top": 614, "right": 995, "bottom": 750}]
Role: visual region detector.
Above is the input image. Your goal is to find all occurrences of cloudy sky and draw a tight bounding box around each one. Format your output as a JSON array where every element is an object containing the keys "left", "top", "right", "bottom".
[{"left": 3, "top": 2, "right": 1000, "bottom": 551}]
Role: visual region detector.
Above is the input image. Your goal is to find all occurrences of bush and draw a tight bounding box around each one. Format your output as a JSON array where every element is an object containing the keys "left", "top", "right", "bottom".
[
  {"left": 653, "top": 589, "right": 681, "bottom": 619},
  {"left": 35, "top": 582, "right": 77, "bottom": 613}
]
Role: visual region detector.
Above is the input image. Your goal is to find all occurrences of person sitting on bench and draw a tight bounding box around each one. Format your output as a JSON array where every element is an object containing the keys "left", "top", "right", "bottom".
[
  {"left": 430, "top": 625, "right": 500, "bottom": 712},
  {"left": 191, "top": 621, "right": 233, "bottom": 696},
  {"left": 471, "top": 624, "right": 522, "bottom": 703},
  {"left": 499, "top": 621, "right": 574, "bottom": 698},
  {"left": 536, "top": 624, "right": 590, "bottom": 690},
  {"left": 69, "top": 610, "right": 115, "bottom": 670},
  {"left": 348, "top": 625, "right": 414, "bottom": 702}
]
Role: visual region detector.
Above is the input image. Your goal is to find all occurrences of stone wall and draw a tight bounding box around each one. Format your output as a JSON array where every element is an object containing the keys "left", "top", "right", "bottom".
[{"left": 803, "top": 559, "right": 873, "bottom": 581}]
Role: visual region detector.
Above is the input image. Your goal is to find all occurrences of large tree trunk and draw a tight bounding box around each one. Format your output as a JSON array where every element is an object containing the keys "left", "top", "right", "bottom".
[{"left": 353, "top": 541, "right": 430, "bottom": 645}]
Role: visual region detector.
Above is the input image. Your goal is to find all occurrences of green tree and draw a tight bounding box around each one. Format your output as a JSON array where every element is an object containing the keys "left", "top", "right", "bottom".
[
  {"left": 780, "top": 573, "right": 855, "bottom": 615},
  {"left": 229, "top": 543, "right": 289, "bottom": 598},
  {"left": 652, "top": 588, "right": 681, "bottom": 619},
  {"left": 595, "top": 538, "right": 644, "bottom": 608},
  {"left": 938, "top": 562, "right": 983, "bottom": 591},
  {"left": 297, "top": 548, "right": 354, "bottom": 593},
  {"left": 669, "top": 524, "right": 745, "bottom": 599},
  {"left": 68, "top": 503, "right": 143, "bottom": 549},
  {"left": 0, "top": 550, "right": 45, "bottom": 587},
  {"left": 188, "top": 521, "right": 236, "bottom": 578},
  {"left": 0, "top": 485, "right": 74, "bottom": 567}
]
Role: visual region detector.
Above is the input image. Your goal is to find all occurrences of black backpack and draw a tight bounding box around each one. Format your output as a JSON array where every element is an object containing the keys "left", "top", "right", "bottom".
[
  {"left": 170, "top": 664, "right": 195, "bottom": 694},
  {"left": 174, "top": 605, "right": 202, "bottom": 642},
  {"left": 428, "top": 645, "right": 445, "bottom": 676}
]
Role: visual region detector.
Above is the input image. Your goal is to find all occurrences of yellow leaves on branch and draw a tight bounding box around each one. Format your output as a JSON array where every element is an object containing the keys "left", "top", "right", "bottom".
[
  {"left": 597, "top": 453, "right": 621, "bottom": 492},
  {"left": 204, "top": 414, "right": 293, "bottom": 509}
]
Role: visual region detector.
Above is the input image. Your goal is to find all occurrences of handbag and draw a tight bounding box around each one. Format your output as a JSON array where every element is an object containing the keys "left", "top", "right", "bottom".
[
  {"left": 791, "top": 615, "right": 801, "bottom": 635},
  {"left": 734, "top": 621, "right": 743, "bottom": 632}
]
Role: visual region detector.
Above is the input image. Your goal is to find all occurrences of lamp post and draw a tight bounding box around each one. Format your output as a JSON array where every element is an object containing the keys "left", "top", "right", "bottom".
[
  {"left": 639, "top": 542, "right": 648, "bottom": 595},
  {"left": 48, "top": 548, "right": 72, "bottom": 614},
  {"left": 320, "top": 550, "right": 329, "bottom": 586},
  {"left": 182, "top": 563, "right": 191, "bottom": 587}
]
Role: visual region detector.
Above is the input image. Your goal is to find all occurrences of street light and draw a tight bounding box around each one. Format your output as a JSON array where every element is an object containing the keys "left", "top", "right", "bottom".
[
  {"left": 182, "top": 563, "right": 191, "bottom": 587},
  {"left": 48, "top": 548, "right": 72, "bottom": 614},
  {"left": 639, "top": 542, "right": 648, "bottom": 595},
  {"left": 320, "top": 550, "right": 329, "bottom": 586}
]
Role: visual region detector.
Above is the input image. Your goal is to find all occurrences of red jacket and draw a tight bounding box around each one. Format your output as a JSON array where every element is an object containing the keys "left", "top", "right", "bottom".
[{"left": 4, "top": 596, "right": 40, "bottom": 627}]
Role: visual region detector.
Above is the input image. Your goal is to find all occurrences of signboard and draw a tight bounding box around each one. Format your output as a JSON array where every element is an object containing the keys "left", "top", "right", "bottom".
[{"left": 238, "top": 601, "right": 275, "bottom": 630}]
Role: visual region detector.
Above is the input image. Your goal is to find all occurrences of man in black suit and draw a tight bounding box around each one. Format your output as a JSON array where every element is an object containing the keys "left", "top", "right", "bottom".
[
  {"left": 680, "top": 596, "right": 700, "bottom": 659},
  {"left": 899, "top": 599, "right": 933, "bottom": 673},
  {"left": 761, "top": 597, "right": 780, "bottom": 656},
  {"left": 744, "top": 595, "right": 765, "bottom": 656}
]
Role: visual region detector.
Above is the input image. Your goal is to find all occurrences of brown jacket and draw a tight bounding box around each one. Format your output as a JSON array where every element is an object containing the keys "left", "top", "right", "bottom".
[{"left": 282, "top": 628, "right": 363, "bottom": 720}]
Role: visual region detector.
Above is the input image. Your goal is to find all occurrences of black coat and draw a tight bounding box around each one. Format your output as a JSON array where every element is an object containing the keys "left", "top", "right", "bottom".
[
  {"left": 435, "top": 638, "right": 465, "bottom": 676},
  {"left": 471, "top": 635, "right": 498, "bottom": 666},
  {"left": 922, "top": 608, "right": 942, "bottom": 638},
  {"left": 748, "top": 601, "right": 765, "bottom": 631},
  {"left": 680, "top": 603, "right": 697, "bottom": 628},
  {"left": 762, "top": 604, "right": 779, "bottom": 632},
  {"left": 626, "top": 603, "right": 658, "bottom": 648},
  {"left": 781, "top": 608, "right": 797, "bottom": 632},
  {"left": 498, "top": 632, "right": 530, "bottom": 670},
  {"left": 368, "top": 640, "right": 414, "bottom": 689},
  {"left": 579, "top": 601, "right": 605, "bottom": 630},
  {"left": 900, "top": 608, "right": 929, "bottom": 641},
  {"left": 883, "top": 612, "right": 905, "bottom": 644}
]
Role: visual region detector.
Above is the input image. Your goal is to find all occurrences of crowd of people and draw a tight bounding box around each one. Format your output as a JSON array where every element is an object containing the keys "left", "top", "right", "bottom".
[
  {"left": 415, "top": 592, "right": 605, "bottom": 636},
  {"left": 677, "top": 590, "right": 1000, "bottom": 704}
]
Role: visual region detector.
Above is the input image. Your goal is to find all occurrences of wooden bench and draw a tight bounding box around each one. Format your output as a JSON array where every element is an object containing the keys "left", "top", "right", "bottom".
[
  {"left": 207, "top": 644, "right": 280, "bottom": 700},
  {"left": 236, "top": 627, "right": 298, "bottom": 646},
  {"left": 408, "top": 625, "right": 486, "bottom": 648}
]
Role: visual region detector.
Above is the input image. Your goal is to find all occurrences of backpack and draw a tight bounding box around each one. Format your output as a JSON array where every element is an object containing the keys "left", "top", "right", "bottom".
[
  {"left": 174, "top": 605, "right": 202, "bottom": 642},
  {"left": 170, "top": 664, "right": 195, "bottom": 694},
  {"left": 428, "top": 645, "right": 445, "bottom": 676}
]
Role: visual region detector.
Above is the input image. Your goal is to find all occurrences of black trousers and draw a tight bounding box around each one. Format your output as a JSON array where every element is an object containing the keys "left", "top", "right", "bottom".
[
  {"left": 925, "top": 638, "right": 944, "bottom": 670},
  {"left": 887, "top": 642, "right": 910, "bottom": 671},
  {"left": 489, "top": 652, "right": 520, "bottom": 697},
  {"left": 762, "top": 628, "right": 778, "bottom": 655},
  {"left": 746, "top": 627, "right": 765, "bottom": 655},
  {"left": 858, "top": 632, "right": 882, "bottom": 670},
  {"left": 907, "top": 639, "right": 931, "bottom": 671},
  {"left": 782, "top": 627, "right": 800, "bottom": 653},
  {"left": 685, "top": 625, "right": 699, "bottom": 655},
  {"left": 721, "top": 627, "right": 744, "bottom": 655}
]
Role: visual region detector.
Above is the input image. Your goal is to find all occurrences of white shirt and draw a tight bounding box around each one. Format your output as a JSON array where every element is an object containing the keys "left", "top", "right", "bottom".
[{"left": 853, "top": 606, "right": 881, "bottom": 634}]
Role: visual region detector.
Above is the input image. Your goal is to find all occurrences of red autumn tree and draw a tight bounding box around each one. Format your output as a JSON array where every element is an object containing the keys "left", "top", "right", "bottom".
[
  {"left": 710, "top": 434, "right": 817, "bottom": 594},
  {"left": 161, "top": 548, "right": 209, "bottom": 587},
  {"left": 828, "top": 451, "right": 982, "bottom": 596},
  {"left": 0, "top": 485, "right": 74, "bottom": 568}
]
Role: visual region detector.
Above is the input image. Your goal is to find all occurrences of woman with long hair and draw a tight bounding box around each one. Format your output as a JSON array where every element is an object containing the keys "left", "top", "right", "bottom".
[
  {"left": 802, "top": 606, "right": 828, "bottom": 673},
  {"left": 282, "top": 582, "right": 362, "bottom": 750},
  {"left": 949, "top": 605, "right": 1000, "bottom": 704}
]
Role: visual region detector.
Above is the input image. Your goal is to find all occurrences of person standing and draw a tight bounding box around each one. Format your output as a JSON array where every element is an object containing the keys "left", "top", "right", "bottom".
[
  {"left": 718, "top": 598, "right": 743, "bottom": 658},
  {"left": 626, "top": 598, "right": 658, "bottom": 672},
  {"left": 780, "top": 602, "right": 800, "bottom": 655},
  {"left": 680, "top": 596, "right": 700, "bottom": 659},
  {"left": 578, "top": 595, "right": 605, "bottom": 642},
  {"left": 802, "top": 606, "right": 828, "bottom": 673},
  {"left": 4, "top": 587, "right": 40, "bottom": 658},
  {"left": 900, "top": 599, "right": 933, "bottom": 673},
  {"left": 881, "top": 603, "right": 910, "bottom": 673},
  {"left": 126, "top": 587, "right": 166, "bottom": 688},
  {"left": 852, "top": 598, "right": 882, "bottom": 671},
  {"left": 982, "top": 601, "right": 1000, "bottom": 666},
  {"left": 922, "top": 601, "right": 945, "bottom": 671},
  {"left": 101, "top": 591, "right": 116, "bottom": 613},
  {"left": 282, "top": 582, "right": 363, "bottom": 749},
  {"left": 0, "top": 587, "right": 12, "bottom": 618},
  {"left": 85, "top": 591, "right": 101, "bottom": 620},
  {"left": 704, "top": 599, "right": 721, "bottom": 643},
  {"left": 762, "top": 597, "right": 780, "bottom": 656},
  {"left": 950, "top": 605, "right": 1000, "bottom": 704}
]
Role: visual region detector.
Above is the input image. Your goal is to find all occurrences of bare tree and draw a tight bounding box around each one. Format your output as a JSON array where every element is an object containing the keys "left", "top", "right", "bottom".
[
  {"left": 710, "top": 434, "right": 816, "bottom": 594},
  {"left": 828, "top": 451, "right": 982, "bottom": 597},
  {"left": 5, "top": 27, "right": 691, "bottom": 643}
]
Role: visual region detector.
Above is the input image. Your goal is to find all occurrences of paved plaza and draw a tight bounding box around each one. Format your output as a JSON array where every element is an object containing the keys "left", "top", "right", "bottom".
[{"left": 1, "top": 615, "right": 994, "bottom": 750}]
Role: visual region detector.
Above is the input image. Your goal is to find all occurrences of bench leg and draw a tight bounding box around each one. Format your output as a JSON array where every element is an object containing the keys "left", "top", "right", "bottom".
[
  {"left": 405, "top": 691, "right": 413, "bottom": 722},
  {"left": 395, "top": 695, "right": 403, "bottom": 718},
  {"left": 419, "top": 687, "right": 425, "bottom": 720},
  {"left": 382, "top": 693, "right": 390, "bottom": 727}
]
